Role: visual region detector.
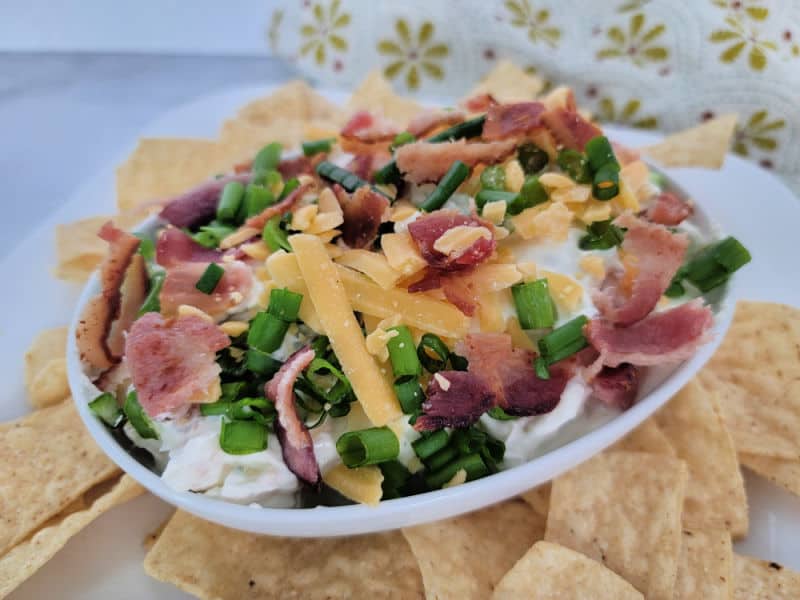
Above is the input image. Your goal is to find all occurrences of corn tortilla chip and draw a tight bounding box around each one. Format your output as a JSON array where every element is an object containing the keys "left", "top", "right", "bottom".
[
  {"left": 144, "top": 510, "right": 424, "bottom": 599},
  {"left": 656, "top": 379, "right": 748, "bottom": 537},
  {"left": 610, "top": 418, "right": 675, "bottom": 455},
  {"left": 520, "top": 483, "right": 550, "bottom": 517},
  {"left": 236, "top": 80, "right": 343, "bottom": 127},
  {"left": 466, "top": 60, "right": 545, "bottom": 104},
  {"left": 674, "top": 528, "right": 733, "bottom": 600},
  {"left": 346, "top": 71, "right": 423, "bottom": 125},
  {"left": 698, "top": 301, "right": 800, "bottom": 460},
  {"left": 0, "top": 475, "right": 142, "bottom": 598},
  {"left": 493, "top": 541, "right": 643, "bottom": 600},
  {"left": 53, "top": 216, "right": 109, "bottom": 283},
  {"left": 642, "top": 114, "right": 737, "bottom": 169},
  {"left": 733, "top": 554, "right": 800, "bottom": 599},
  {"left": 545, "top": 451, "right": 688, "bottom": 600},
  {"left": 0, "top": 400, "right": 119, "bottom": 556},
  {"left": 23, "top": 327, "right": 69, "bottom": 408},
  {"left": 219, "top": 118, "right": 308, "bottom": 159},
  {"left": 740, "top": 453, "right": 800, "bottom": 497},
  {"left": 402, "top": 499, "right": 545, "bottom": 600}
]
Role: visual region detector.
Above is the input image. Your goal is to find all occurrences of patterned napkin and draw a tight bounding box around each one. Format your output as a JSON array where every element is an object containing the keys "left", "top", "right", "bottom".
[{"left": 267, "top": 0, "right": 800, "bottom": 195}]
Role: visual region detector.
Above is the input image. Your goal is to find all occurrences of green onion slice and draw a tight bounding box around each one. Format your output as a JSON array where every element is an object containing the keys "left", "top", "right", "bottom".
[
  {"left": 394, "top": 376, "right": 425, "bottom": 414},
  {"left": 219, "top": 419, "right": 268, "bottom": 455},
  {"left": 216, "top": 181, "right": 245, "bottom": 223},
  {"left": 89, "top": 392, "right": 124, "bottom": 427},
  {"left": 136, "top": 235, "right": 155, "bottom": 261},
  {"left": 315, "top": 160, "right": 369, "bottom": 193},
  {"left": 123, "top": 391, "right": 158, "bottom": 440},
  {"left": 476, "top": 190, "right": 517, "bottom": 212},
  {"left": 592, "top": 163, "right": 620, "bottom": 201},
  {"left": 412, "top": 429, "right": 449, "bottom": 460},
  {"left": 380, "top": 460, "right": 412, "bottom": 498},
  {"left": 417, "top": 333, "right": 451, "bottom": 373},
  {"left": 557, "top": 149, "right": 592, "bottom": 184},
  {"left": 241, "top": 184, "right": 275, "bottom": 219},
  {"left": 487, "top": 406, "right": 517, "bottom": 421},
  {"left": 302, "top": 138, "right": 335, "bottom": 157},
  {"left": 267, "top": 288, "right": 303, "bottom": 322},
  {"left": 425, "top": 453, "right": 488, "bottom": 489},
  {"left": 585, "top": 136, "right": 619, "bottom": 172},
  {"left": 200, "top": 401, "right": 231, "bottom": 417},
  {"left": 480, "top": 165, "right": 506, "bottom": 191},
  {"left": 683, "top": 236, "right": 751, "bottom": 292},
  {"left": 252, "top": 142, "right": 282, "bottom": 175},
  {"left": 426, "top": 115, "right": 486, "bottom": 143},
  {"left": 195, "top": 263, "right": 224, "bottom": 294},
  {"left": 537, "top": 315, "right": 589, "bottom": 365},
  {"left": 306, "top": 357, "right": 352, "bottom": 404},
  {"left": 512, "top": 279, "right": 557, "bottom": 329},
  {"left": 336, "top": 426, "right": 400, "bottom": 468},
  {"left": 578, "top": 218, "right": 625, "bottom": 250},
  {"left": 534, "top": 355, "right": 550, "bottom": 380},
  {"left": 424, "top": 445, "right": 459, "bottom": 471},
  {"left": 248, "top": 312, "right": 290, "bottom": 353},
  {"left": 419, "top": 160, "right": 470, "bottom": 212},
  {"left": 517, "top": 143, "right": 549, "bottom": 174},
  {"left": 386, "top": 325, "right": 422, "bottom": 378},
  {"left": 138, "top": 271, "right": 165, "bottom": 316},
  {"left": 262, "top": 215, "right": 291, "bottom": 252},
  {"left": 390, "top": 131, "right": 416, "bottom": 151},
  {"left": 508, "top": 175, "right": 548, "bottom": 215},
  {"left": 245, "top": 347, "right": 283, "bottom": 377}
]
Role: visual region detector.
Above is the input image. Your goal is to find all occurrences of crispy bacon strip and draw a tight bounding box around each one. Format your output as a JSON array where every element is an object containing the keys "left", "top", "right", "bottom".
[
  {"left": 462, "top": 93, "right": 497, "bottom": 113},
  {"left": 341, "top": 110, "right": 398, "bottom": 143},
  {"left": 125, "top": 313, "right": 230, "bottom": 418},
  {"left": 265, "top": 346, "right": 320, "bottom": 486},
  {"left": 156, "top": 228, "right": 221, "bottom": 268},
  {"left": 159, "top": 260, "right": 253, "bottom": 319},
  {"left": 407, "top": 109, "right": 465, "bottom": 138},
  {"left": 334, "top": 184, "right": 390, "bottom": 249},
  {"left": 540, "top": 108, "right": 602, "bottom": 151},
  {"left": 407, "top": 211, "right": 496, "bottom": 271},
  {"left": 345, "top": 153, "right": 389, "bottom": 182},
  {"left": 644, "top": 192, "right": 693, "bottom": 226},
  {"left": 414, "top": 371, "right": 495, "bottom": 431},
  {"left": 593, "top": 213, "right": 689, "bottom": 326},
  {"left": 159, "top": 174, "right": 251, "bottom": 228},
  {"left": 76, "top": 222, "right": 142, "bottom": 372},
  {"left": 586, "top": 300, "right": 714, "bottom": 368},
  {"left": 482, "top": 102, "right": 545, "bottom": 141},
  {"left": 395, "top": 139, "right": 516, "bottom": 183},
  {"left": 107, "top": 253, "right": 149, "bottom": 358},
  {"left": 590, "top": 364, "right": 640, "bottom": 410}
]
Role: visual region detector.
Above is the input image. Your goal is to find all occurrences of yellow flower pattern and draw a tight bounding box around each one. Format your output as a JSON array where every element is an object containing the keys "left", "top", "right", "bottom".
[
  {"left": 300, "top": 0, "right": 351, "bottom": 67},
  {"left": 709, "top": 15, "right": 776, "bottom": 70},
  {"left": 731, "top": 109, "right": 785, "bottom": 157},
  {"left": 596, "top": 97, "right": 658, "bottom": 129},
  {"left": 505, "top": 0, "right": 561, "bottom": 48},
  {"left": 377, "top": 20, "right": 449, "bottom": 91},
  {"left": 268, "top": 9, "right": 284, "bottom": 53},
  {"left": 597, "top": 13, "right": 669, "bottom": 66}
]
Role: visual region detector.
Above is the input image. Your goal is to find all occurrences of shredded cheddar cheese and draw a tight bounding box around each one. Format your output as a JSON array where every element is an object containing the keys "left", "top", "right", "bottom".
[
  {"left": 335, "top": 249, "right": 401, "bottom": 290},
  {"left": 579, "top": 255, "right": 606, "bottom": 280},
  {"left": 517, "top": 261, "right": 538, "bottom": 280},
  {"left": 505, "top": 316, "right": 536, "bottom": 350},
  {"left": 382, "top": 231, "right": 428, "bottom": 276},
  {"left": 389, "top": 201, "right": 418, "bottom": 222},
  {"left": 577, "top": 199, "right": 613, "bottom": 224},
  {"left": 504, "top": 159, "right": 525, "bottom": 193},
  {"left": 365, "top": 315, "right": 402, "bottom": 363},
  {"left": 552, "top": 184, "right": 591, "bottom": 204},
  {"left": 305, "top": 211, "right": 344, "bottom": 235},
  {"left": 220, "top": 321, "right": 249, "bottom": 337},
  {"left": 482, "top": 200, "right": 507, "bottom": 225},
  {"left": 177, "top": 305, "right": 214, "bottom": 322},
  {"left": 317, "top": 187, "right": 342, "bottom": 216},
  {"left": 433, "top": 225, "right": 492, "bottom": 257},
  {"left": 511, "top": 202, "right": 573, "bottom": 241},
  {"left": 539, "top": 173, "right": 575, "bottom": 189},
  {"left": 290, "top": 204, "right": 318, "bottom": 231},
  {"left": 541, "top": 270, "right": 584, "bottom": 312},
  {"left": 239, "top": 240, "right": 270, "bottom": 261},
  {"left": 322, "top": 464, "right": 384, "bottom": 506}
]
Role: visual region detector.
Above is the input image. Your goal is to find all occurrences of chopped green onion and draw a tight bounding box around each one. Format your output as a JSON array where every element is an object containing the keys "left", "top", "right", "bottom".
[
  {"left": 391, "top": 131, "right": 416, "bottom": 151},
  {"left": 537, "top": 315, "right": 589, "bottom": 365},
  {"left": 241, "top": 184, "right": 275, "bottom": 219},
  {"left": 417, "top": 333, "right": 451, "bottom": 373},
  {"left": 248, "top": 311, "right": 290, "bottom": 353},
  {"left": 262, "top": 215, "right": 291, "bottom": 252},
  {"left": 534, "top": 355, "right": 550, "bottom": 380},
  {"left": 425, "top": 453, "right": 488, "bottom": 489},
  {"left": 195, "top": 263, "right": 224, "bottom": 294},
  {"left": 512, "top": 279, "right": 557, "bottom": 329},
  {"left": 219, "top": 419, "right": 268, "bottom": 455},
  {"left": 592, "top": 163, "right": 620, "bottom": 200},
  {"left": 387, "top": 326, "right": 422, "bottom": 378},
  {"left": 123, "top": 391, "right": 158, "bottom": 440},
  {"left": 517, "top": 143, "right": 549, "bottom": 174},
  {"left": 585, "top": 136, "right": 619, "bottom": 172},
  {"left": 380, "top": 460, "right": 412, "bottom": 498},
  {"left": 245, "top": 348, "right": 283, "bottom": 377},
  {"left": 476, "top": 190, "right": 517, "bottom": 212},
  {"left": 252, "top": 142, "right": 282, "bottom": 175},
  {"left": 306, "top": 357, "right": 352, "bottom": 404},
  {"left": 450, "top": 428, "right": 487, "bottom": 456},
  {"left": 394, "top": 376, "right": 425, "bottom": 414},
  {"left": 336, "top": 426, "right": 399, "bottom": 468},
  {"left": 424, "top": 445, "right": 459, "bottom": 471},
  {"left": 412, "top": 429, "right": 450, "bottom": 460},
  {"left": 683, "top": 236, "right": 751, "bottom": 292},
  {"left": 200, "top": 401, "right": 231, "bottom": 416},
  {"left": 487, "top": 406, "right": 517, "bottom": 421},
  {"left": 419, "top": 160, "right": 470, "bottom": 212},
  {"left": 578, "top": 218, "right": 625, "bottom": 250},
  {"left": 302, "top": 138, "right": 335, "bottom": 156},
  {"left": 649, "top": 171, "right": 667, "bottom": 188},
  {"left": 426, "top": 115, "right": 486, "bottom": 143},
  {"left": 278, "top": 177, "right": 300, "bottom": 200},
  {"left": 373, "top": 160, "right": 403, "bottom": 186},
  {"left": 138, "top": 271, "right": 165, "bottom": 316},
  {"left": 480, "top": 165, "right": 506, "bottom": 191},
  {"left": 220, "top": 381, "right": 246, "bottom": 403},
  {"left": 136, "top": 236, "right": 155, "bottom": 261},
  {"left": 315, "top": 160, "right": 368, "bottom": 193},
  {"left": 508, "top": 175, "right": 548, "bottom": 215},
  {"left": 190, "top": 231, "right": 217, "bottom": 248},
  {"left": 449, "top": 353, "right": 469, "bottom": 371},
  {"left": 216, "top": 181, "right": 245, "bottom": 223},
  {"left": 664, "top": 277, "right": 686, "bottom": 298},
  {"left": 89, "top": 392, "right": 124, "bottom": 427},
  {"left": 229, "top": 397, "right": 275, "bottom": 425},
  {"left": 267, "top": 288, "right": 303, "bottom": 322},
  {"left": 252, "top": 168, "right": 283, "bottom": 191},
  {"left": 329, "top": 403, "right": 352, "bottom": 418},
  {"left": 191, "top": 221, "right": 236, "bottom": 248},
  {"left": 557, "top": 149, "right": 592, "bottom": 183}
]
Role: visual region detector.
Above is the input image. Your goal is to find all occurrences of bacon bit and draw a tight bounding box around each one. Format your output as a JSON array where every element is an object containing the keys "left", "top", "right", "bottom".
[
  {"left": 345, "top": 153, "right": 389, "bottom": 182},
  {"left": 540, "top": 108, "right": 602, "bottom": 151},
  {"left": 407, "top": 109, "right": 466, "bottom": 138},
  {"left": 277, "top": 155, "right": 317, "bottom": 180},
  {"left": 125, "top": 313, "right": 230, "bottom": 418},
  {"left": 107, "top": 253, "right": 149, "bottom": 358},
  {"left": 395, "top": 139, "right": 516, "bottom": 183},
  {"left": 462, "top": 93, "right": 498, "bottom": 113},
  {"left": 159, "top": 174, "right": 251, "bottom": 228},
  {"left": 611, "top": 142, "right": 640, "bottom": 166},
  {"left": 407, "top": 211, "right": 496, "bottom": 271},
  {"left": 265, "top": 346, "right": 320, "bottom": 486},
  {"left": 586, "top": 299, "right": 714, "bottom": 368},
  {"left": 156, "top": 228, "right": 222, "bottom": 268},
  {"left": 76, "top": 222, "right": 142, "bottom": 372},
  {"left": 482, "top": 102, "right": 546, "bottom": 141},
  {"left": 590, "top": 364, "right": 640, "bottom": 410},
  {"left": 414, "top": 370, "right": 495, "bottom": 431},
  {"left": 244, "top": 181, "right": 313, "bottom": 231},
  {"left": 644, "top": 192, "right": 693, "bottom": 226},
  {"left": 541, "top": 86, "right": 577, "bottom": 112},
  {"left": 332, "top": 184, "right": 390, "bottom": 249},
  {"left": 593, "top": 213, "right": 688, "bottom": 325},
  {"left": 341, "top": 110, "right": 398, "bottom": 143},
  {"left": 159, "top": 260, "right": 253, "bottom": 319}
]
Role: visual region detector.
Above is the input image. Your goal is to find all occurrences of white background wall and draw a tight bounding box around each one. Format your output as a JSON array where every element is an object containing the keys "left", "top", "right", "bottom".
[{"left": 0, "top": 0, "right": 276, "bottom": 55}]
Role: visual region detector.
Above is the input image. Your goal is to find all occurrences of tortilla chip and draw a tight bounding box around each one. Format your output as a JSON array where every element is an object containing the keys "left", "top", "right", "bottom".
[
  {"left": 53, "top": 216, "right": 109, "bottom": 282},
  {"left": 219, "top": 118, "right": 308, "bottom": 158},
  {"left": 674, "top": 528, "right": 733, "bottom": 600},
  {"left": 545, "top": 451, "right": 688, "bottom": 600},
  {"left": 346, "top": 71, "right": 423, "bottom": 125},
  {"left": 698, "top": 301, "right": 800, "bottom": 459},
  {"left": 0, "top": 475, "right": 142, "bottom": 598},
  {"left": 733, "top": 554, "right": 800, "bottom": 599},
  {"left": 236, "top": 80, "right": 343, "bottom": 127},
  {"left": 24, "top": 327, "right": 69, "bottom": 408},
  {"left": 642, "top": 114, "right": 737, "bottom": 169},
  {"left": 144, "top": 510, "right": 424, "bottom": 599},
  {"left": 402, "top": 499, "right": 545, "bottom": 599},
  {"left": 0, "top": 400, "right": 120, "bottom": 556},
  {"left": 610, "top": 418, "right": 675, "bottom": 455},
  {"left": 656, "top": 379, "right": 748, "bottom": 537},
  {"left": 493, "top": 541, "right": 643, "bottom": 600},
  {"left": 520, "top": 483, "right": 550, "bottom": 517},
  {"left": 466, "top": 60, "right": 545, "bottom": 104},
  {"left": 740, "top": 453, "right": 800, "bottom": 497}
]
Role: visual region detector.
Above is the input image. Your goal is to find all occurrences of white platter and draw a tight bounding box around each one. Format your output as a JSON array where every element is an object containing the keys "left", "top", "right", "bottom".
[{"left": 1, "top": 84, "right": 799, "bottom": 598}]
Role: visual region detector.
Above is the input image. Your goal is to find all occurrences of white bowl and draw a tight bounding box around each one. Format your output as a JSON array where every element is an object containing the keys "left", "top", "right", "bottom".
[{"left": 67, "top": 172, "right": 735, "bottom": 539}]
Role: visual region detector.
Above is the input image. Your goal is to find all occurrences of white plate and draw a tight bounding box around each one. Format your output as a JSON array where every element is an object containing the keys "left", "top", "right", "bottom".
[{"left": 2, "top": 85, "right": 800, "bottom": 598}]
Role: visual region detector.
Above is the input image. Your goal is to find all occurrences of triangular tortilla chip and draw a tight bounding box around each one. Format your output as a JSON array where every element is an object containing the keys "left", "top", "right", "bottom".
[
  {"left": 733, "top": 554, "right": 800, "bottom": 599},
  {"left": 236, "top": 80, "right": 343, "bottom": 126},
  {"left": 740, "top": 453, "right": 800, "bottom": 498},
  {"left": 610, "top": 417, "right": 675, "bottom": 455},
  {"left": 642, "top": 114, "right": 737, "bottom": 169},
  {"left": 520, "top": 483, "right": 550, "bottom": 517},
  {"left": 24, "top": 327, "right": 69, "bottom": 409},
  {"left": 346, "top": 71, "right": 423, "bottom": 125},
  {"left": 674, "top": 528, "right": 733, "bottom": 600},
  {"left": 465, "top": 60, "right": 545, "bottom": 104}
]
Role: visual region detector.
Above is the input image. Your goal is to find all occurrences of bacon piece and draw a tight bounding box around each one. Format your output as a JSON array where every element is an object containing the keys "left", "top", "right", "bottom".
[
  {"left": 407, "top": 270, "right": 479, "bottom": 316},
  {"left": 590, "top": 364, "right": 640, "bottom": 410},
  {"left": 345, "top": 153, "right": 389, "bottom": 182},
  {"left": 586, "top": 300, "right": 714, "bottom": 368},
  {"left": 125, "top": 313, "right": 230, "bottom": 418},
  {"left": 333, "top": 184, "right": 390, "bottom": 249},
  {"left": 277, "top": 155, "right": 316, "bottom": 179},
  {"left": 612, "top": 141, "right": 640, "bottom": 166},
  {"left": 414, "top": 371, "right": 496, "bottom": 431},
  {"left": 407, "top": 211, "right": 496, "bottom": 271},
  {"left": 107, "top": 253, "right": 149, "bottom": 358},
  {"left": 395, "top": 139, "right": 516, "bottom": 183},
  {"left": 482, "top": 102, "right": 546, "bottom": 141},
  {"left": 540, "top": 108, "right": 602, "bottom": 151},
  {"left": 243, "top": 181, "right": 313, "bottom": 231},
  {"left": 159, "top": 174, "right": 251, "bottom": 228},
  {"left": 458, "top": 333, "right": 570, "bottom": 416},
  {"left": 593, "top": 213, "right": 688, "bottom": 325},
  {"left": 265, "top": 346, "right": 320, "bottom": 485},
  {"left": 644, "top": 192, "right": 693, "bottom": 226},
  {"left": 462, "top": 93, "right": 497, "bottom": 113},
  {"left": 159, "top": 260, "right": 253, "bottom": 319},
  {"left": 156, "top": 228, "right": 222, "bottom": 268},
  {"left": 76, "top": 222, "right": 142, "bottom": 372},
  {"left": 407, "top": 109, "right": 465, "bottom": 138},
  {"left": 341, "top": 110, "right": 398, "bottom": 143}
]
